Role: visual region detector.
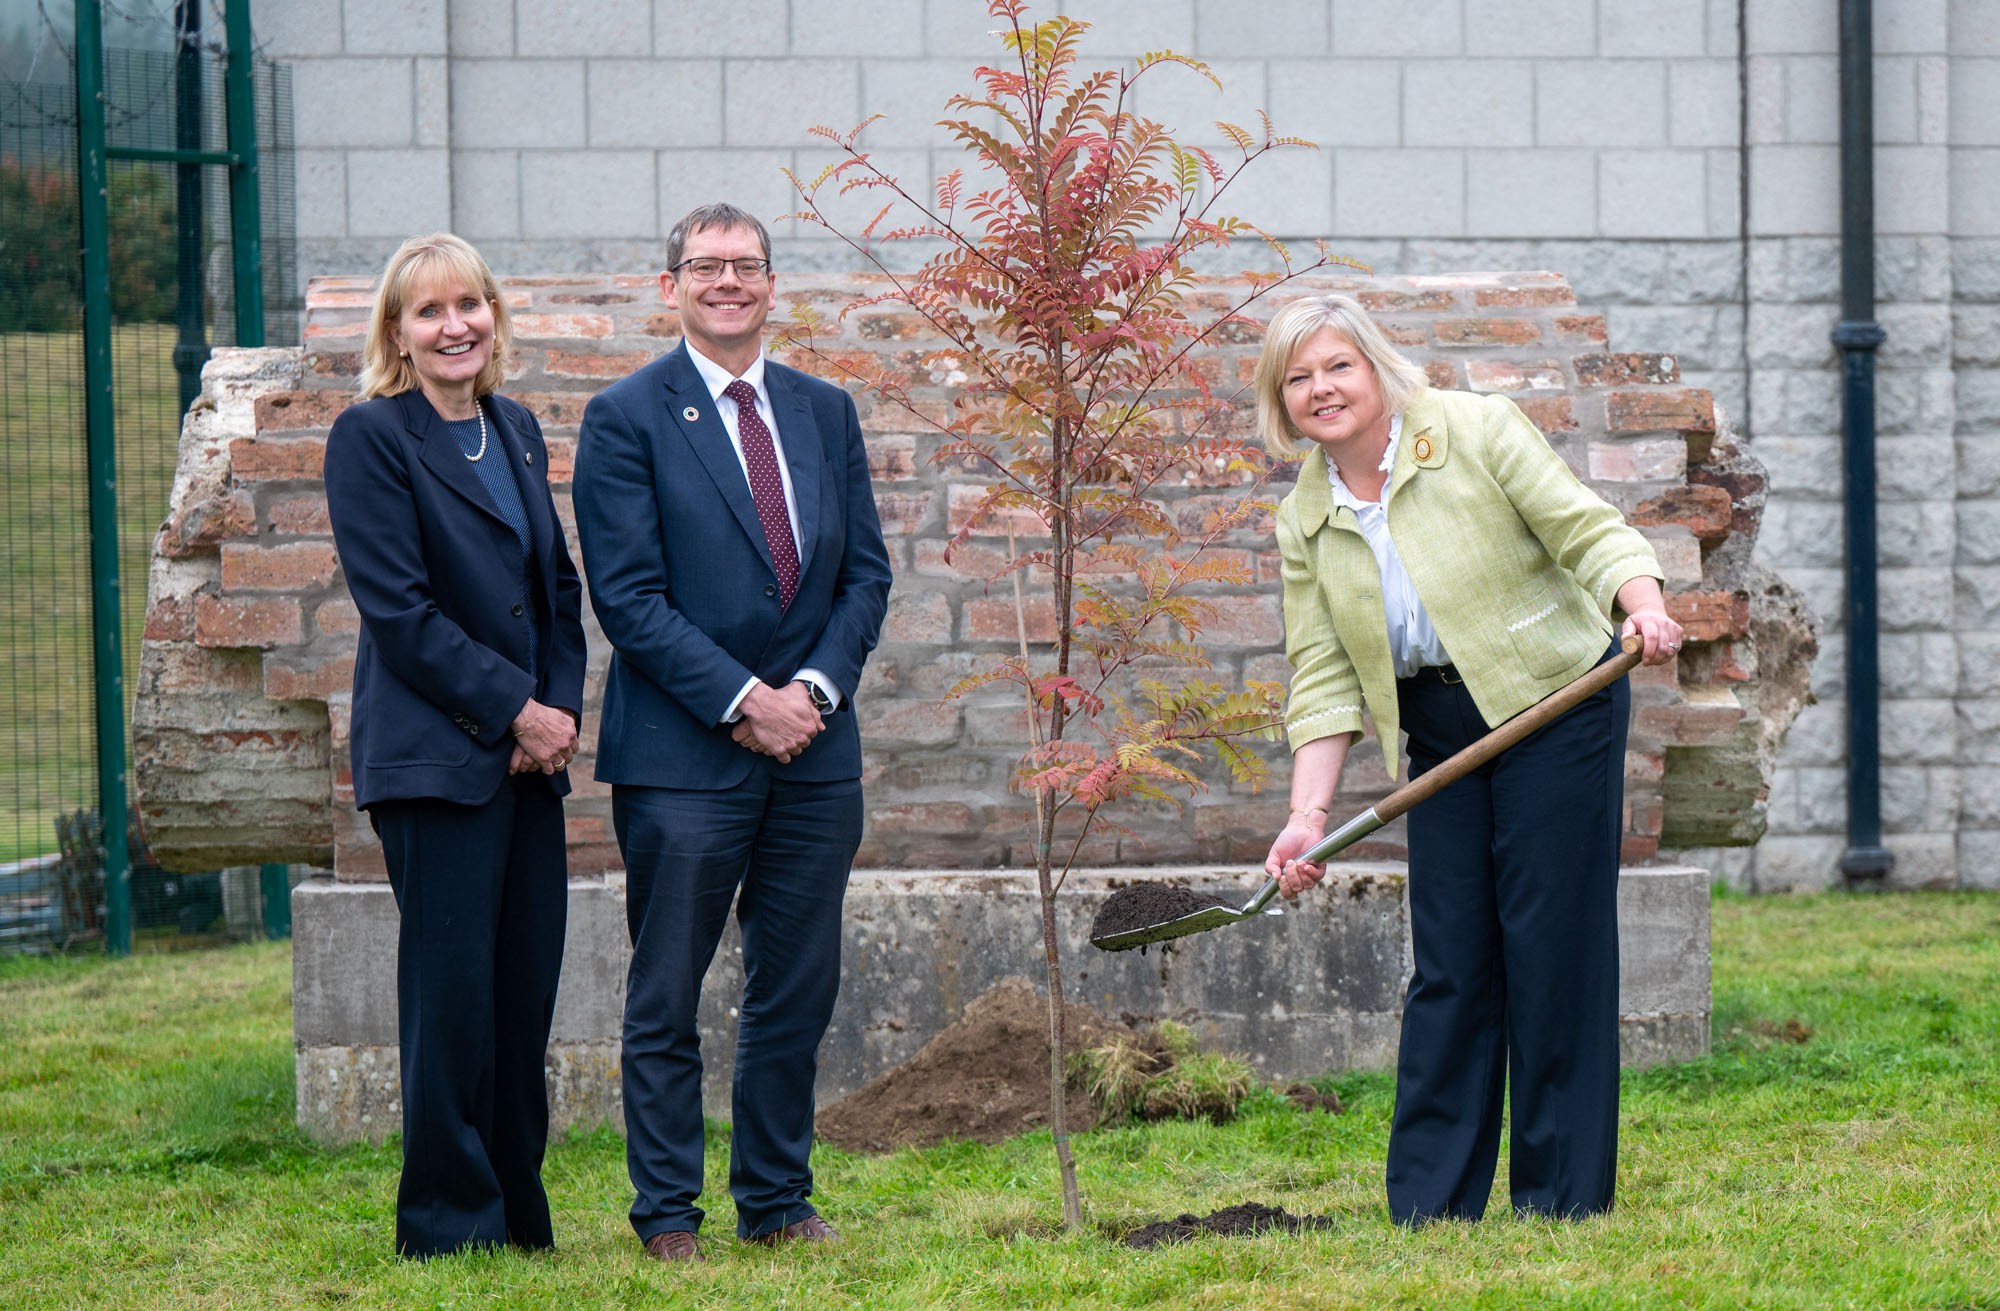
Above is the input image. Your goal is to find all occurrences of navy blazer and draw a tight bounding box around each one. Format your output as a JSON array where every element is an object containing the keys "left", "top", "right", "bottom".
[
  {"left": 324, "top": 388, "right": 587, "bottom": 809},
  {"left": 573, "top": 344, "right": 892, "bottom": 789}
]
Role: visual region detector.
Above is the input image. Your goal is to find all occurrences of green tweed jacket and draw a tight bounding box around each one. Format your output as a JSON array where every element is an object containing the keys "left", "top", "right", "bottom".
[{"left": 1276, "top": 386, "right": 1666, "bottom": 779}]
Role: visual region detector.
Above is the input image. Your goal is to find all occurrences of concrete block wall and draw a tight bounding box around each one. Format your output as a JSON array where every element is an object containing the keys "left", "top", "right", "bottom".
[
  {"left": 248, "top": 0, "right": 1999, "bottom": 888},
  {"left": 135, "top": 270, "right": 1785, "bottom": 876}
]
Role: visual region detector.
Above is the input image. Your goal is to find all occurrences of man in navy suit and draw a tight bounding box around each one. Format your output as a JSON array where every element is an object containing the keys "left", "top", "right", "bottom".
[{"left": 573, "top": 203, "right": 892, "bottom": 1263}]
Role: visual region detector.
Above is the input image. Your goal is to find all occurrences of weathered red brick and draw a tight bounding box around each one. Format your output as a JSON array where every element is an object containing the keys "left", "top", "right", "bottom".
[
  {"left": 265, "top": 653, "right": 355, "bottom": 702},
  {"left": 544, "top": 290, "right": 639, "bottom": 305},
  {"left": 857, "top": 313, "right": 934, "bottom": 341},
  {"left": 875, "top": 491, "right": 935, "bottom": 536},
  {"left": 948, "top": 484, "right": 1048, "bottom": 537},
  {"left": 1190, "top": 593, "right": 1283, "bottom": 646},
  {"left": 221, "top": 541, "right": 341, "bottom": 592},
  {"left": 964, "top": 595, "right": 1057, "bottom": 642},
  {"left": 543, "top": 436, "right": 576, "bottom": 483},
  {"left": 868, "top": 699, "right": 962, "bottom": 747},
  {"left": 509, "top": 393, "right": 591, "bottom": 427},
  {"left": 144, "top": 595, "right": 198, "bottom": 642},
  {"left": 1474, "top": 285, "right": 1577, "bottom": 308},
  {"left": 1358, "top": 289, "right": 1457, "bottom": 312},
  {"left": 1424, "top": 360, "right": 1459, "bottom": 389},
  {"left": 1174, "top": 493, "right": 1276, "bottom": 538},
  {"left": 511, "top": 313, "right": 615, "bottom": 339},
  {"left": 267, "top": 493, "right": 332, "bottom": 536},
  {"left": 195, "top": 594, "right": 303, "bottom": 649},
  {"left": 1573, "top": 352, "right": 1680, "bottom": 387},
  {"left": 1383, "top": 323, "right": 1427, "bottom": 347},
  {"left": 1631, "top": 485, "right": 1735, "bottom": 540},
  {"left": 1466, "top": 358, "right": 1565, "bottom": 392},
  {"left": 161, "top": 491, "right": 257, "bottom": 555},
  {"left": 545, "top": 349, "right": 652, "bottom": 378},
  {"left": 867, "top": 434, "right": 917, "bottom": 480},
  {"left": 1555, "top": 314, "right": 1609, "bottom": 343},
  {"left": 1606, "top": 388, "right": 1716, "bottom": 434},
  {"left": 1516, "top": 396, "right": 1577, "bottom": 433},
  {"left": 1665, "top": 589, "right": 1751, "bottom": 642},
  {"left": 230, "top": 435, "right": 327, "bottom": 481},
  {"left": 636, "top": 312, "right": 681, "bottom": 338},
  {"left": 869, "top": 801, "right": 978, "bottom": 834},
  {"left": 255, "top": 390, "right": 355, "bottom": 432},
  {"left": 308, "top": 350, "right": 362, "bottom": 378},
  {"left": 140, "top": 642, "right": 265, "bottom": 694},
  {"left": 881, "top": 592, "right": 953, "bottom": 644},
  {"left": 565, "top": 815, "right": 607, "bottom": 844},
  {"left": 1434, "top": 317, "right": 1540, "bottom": 347},
  {"left": 315, "top": 598, "right": 361, "bottom": 636}
]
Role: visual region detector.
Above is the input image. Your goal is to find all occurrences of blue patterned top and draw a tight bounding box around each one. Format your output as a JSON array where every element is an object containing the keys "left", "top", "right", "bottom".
[{"left": 446, "top": 407, "right": 537, "bottom": 677}]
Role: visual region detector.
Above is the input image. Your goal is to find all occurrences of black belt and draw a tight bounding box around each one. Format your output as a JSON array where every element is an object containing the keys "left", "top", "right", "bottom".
[{"left": 1408, "top": 663, "right": 1462, "bottom": 685}]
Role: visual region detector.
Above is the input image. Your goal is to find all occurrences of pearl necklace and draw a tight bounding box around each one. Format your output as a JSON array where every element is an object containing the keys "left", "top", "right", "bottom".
[{"left": 462, "top": 405, "right": 488, "bottom": 462}]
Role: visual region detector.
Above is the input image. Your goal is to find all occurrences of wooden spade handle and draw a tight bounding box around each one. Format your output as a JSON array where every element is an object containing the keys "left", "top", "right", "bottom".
[{"left": 1374, "top": 634, "right": 1643, "bottom": 825}]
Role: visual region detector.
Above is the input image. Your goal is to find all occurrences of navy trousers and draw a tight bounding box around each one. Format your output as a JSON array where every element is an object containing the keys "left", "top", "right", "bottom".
[
  {"left": 369, "top": 774, "right": 569, "bottom": 1257},
  {"left": 613, "top": 773, "right": 863, "bottom": 1241},
  {"left": 1385, "top": 640, "right": 1629, "bottom": 1224}
]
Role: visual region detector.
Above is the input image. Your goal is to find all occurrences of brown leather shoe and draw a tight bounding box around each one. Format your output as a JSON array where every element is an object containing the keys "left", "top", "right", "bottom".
[
  {"left": 744, "top": 1215, "right": 840, "bottom": 1247},
  {"left": 643, "top": 1229, "right": 703, "bottom": 1263}
]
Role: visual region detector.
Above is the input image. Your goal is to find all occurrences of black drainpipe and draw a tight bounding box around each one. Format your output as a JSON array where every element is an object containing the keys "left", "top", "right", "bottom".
[{"left": 1834, "top": 0, "right": 1892, "bottom": 887}]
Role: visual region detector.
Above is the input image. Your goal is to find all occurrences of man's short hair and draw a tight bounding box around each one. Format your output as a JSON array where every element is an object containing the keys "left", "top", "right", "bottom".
[{"left": 665, "top": 203, "right": 772, "bottom": 272}]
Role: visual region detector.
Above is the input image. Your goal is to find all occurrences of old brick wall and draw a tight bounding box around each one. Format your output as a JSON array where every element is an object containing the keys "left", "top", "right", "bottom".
[{"left": 135, "top": 269, "right": 1797, "bottom": 880}]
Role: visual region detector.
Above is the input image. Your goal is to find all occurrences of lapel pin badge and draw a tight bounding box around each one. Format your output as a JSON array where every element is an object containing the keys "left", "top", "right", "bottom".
[
  {"left": 525, "top": 451, "right": 533, "bottom": 465},
  {"left": 1413, "top": 436, "right": 1434, "bottom": 462},
  {"left": 682, "top": 406, "right": 700, "bottom": 422}
]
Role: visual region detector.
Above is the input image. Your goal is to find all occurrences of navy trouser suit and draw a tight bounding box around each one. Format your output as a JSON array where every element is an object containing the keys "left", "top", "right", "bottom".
[{"left": 1387, "top": 640, "right": 1629, "bottom": 1223}]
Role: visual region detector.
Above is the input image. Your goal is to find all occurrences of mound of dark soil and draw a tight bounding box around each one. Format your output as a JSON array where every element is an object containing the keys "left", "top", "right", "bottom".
[
  {"left": 1089, "top": 884, "right": 1233, "bottom": 945},
  {"left": 1281, "top": 1082, "right": 1345, "bottom": 1114},
  {"left": 1123, "top": 1201, "right": 1338, "bottom": 1249},
  {"left": 814, "top": 977, "right": 1118, "bottom": 1154}
]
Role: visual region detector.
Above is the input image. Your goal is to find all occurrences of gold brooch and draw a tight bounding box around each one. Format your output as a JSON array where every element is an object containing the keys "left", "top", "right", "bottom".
[
  {"left": 682, "top": 406, "right": 700, "bottom": 422},
  {"left": 1413, "top": 436, "right": 1433, "bottom": 462}
]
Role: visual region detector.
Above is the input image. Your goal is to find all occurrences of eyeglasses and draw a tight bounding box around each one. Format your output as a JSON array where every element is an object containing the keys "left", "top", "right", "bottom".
[{"left": 670, "top": 258, "right": 772, "bottom": 282}]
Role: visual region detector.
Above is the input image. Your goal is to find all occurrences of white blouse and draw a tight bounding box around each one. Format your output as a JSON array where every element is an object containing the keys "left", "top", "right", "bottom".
[{"left": 1323, "top": 414, "right": 1453, "bottom": 679}]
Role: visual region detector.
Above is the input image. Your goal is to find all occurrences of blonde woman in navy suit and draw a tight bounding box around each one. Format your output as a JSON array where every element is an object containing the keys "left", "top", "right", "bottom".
[{"left": 324, "top": 233, "right": 586, "bottom": 1258}]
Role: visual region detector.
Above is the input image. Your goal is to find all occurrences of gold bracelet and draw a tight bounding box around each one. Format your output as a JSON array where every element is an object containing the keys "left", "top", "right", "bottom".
[{"left": 1290, "top": 806, "right": 1327, "bottom": 819}]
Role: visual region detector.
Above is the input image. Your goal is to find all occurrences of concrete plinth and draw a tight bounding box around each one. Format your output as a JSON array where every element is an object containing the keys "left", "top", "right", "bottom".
[{"left": 292, "top": 863, "right": 1710, "bottom": 1145}]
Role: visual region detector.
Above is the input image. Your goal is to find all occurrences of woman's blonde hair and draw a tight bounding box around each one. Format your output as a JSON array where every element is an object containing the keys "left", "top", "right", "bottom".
[
  {"left": 358, "top": 233, "right": 512, "bottom": 401},
  {"left": 1254, "top": 293, "right": 1430, "bottom": 458}
]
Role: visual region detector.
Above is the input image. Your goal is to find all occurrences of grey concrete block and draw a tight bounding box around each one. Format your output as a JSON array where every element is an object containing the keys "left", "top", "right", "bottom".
[
  {"left": 1748, "top": 143, "right": 1839, "bottom": 237},
  {"left": 1197, "top": 0, "right": 1330, "bottom": 56},
  {"left": 1543, "top": 238, "right": 1667, "bottom": 303},
  {"left": 791, "top": 0, "right": 925, "bottom": 55},
  {"left": 724, "top": 59, "right": 861, "bottom": 148},
  {"left": 1885, "top": 832, "right": 1960, "bottom": 888},
  {"left": 1404, "top": 60, "right": 1533, "bottom": 147},
  {"left": 415, "top": 57, "right": 451, "bottom": 148},
  {"left": 1670, "top": 59, "right": 1742, "bottom": 148},
  {"left": 1783, "top": 55, "right": 1839, "bottom": 145},
  {"left": 859, "top": 59, "right": 993, "bottom": 150},
  {"left": 515, "top": 0, "right": 651, "bottom": 56},
  {"left": 450, "top": 150, "right": 522, "bottom": 239},
  {"left": 292, "top": 58, "right": 416, "bottom": 149},
  {"left": 295, "top": 151, "right": 348, "bottom": 241},
  {"left": 1466, "top": 150, "right": 1595, "bottom": 238},
  {"left": 1747, "top": 57, "right": 1786, "bottom": 145},
  {"left": 1882, "top": 631, "right": 1962, "bottom": 698},
  {"left": 1877, "top": 500, "right": 1955, "bottom": 566},
  {"left": 587, "top": 60, "right": 723, "bottom": 149},
  {"left": 1335, "top": 148, "right": 1463, "bottom": 238},
  {"left": 1600, "top": 150, "right": 1708, "bottom": 239},
  {"left": 1951, "top": 148, "right": 2000, "bottom": 238},
  {"left": 295, "top": 864, "right": 1712, "bottom": 1139},
  {"left": 1706, "top": 148, "right": 1741, "bottom": 238},
  {"left": 1746, "top": 0, "right": 1837, "bottom": 53},
  {"left": 1075, "top": 0, "right": 1195, "bottom": 54},
  {"left": 1334, "top": 0, "right": 1462, "bottom": 56},
  {"left": 1602, "top": 0, "right": 1707, "bottom": 57},
  {"left": 1880, "top": 0, "right": 1950, "bottom": 52},
  {"left": 1872, "top": 56, "right": 1922, "bottom": 145},
  {"left": 658, "top": 149, "right": 799, "bottom": 243},
  {"left": 654, "top": 0, "right": 787, "bottom": 53},
  {"left": 345, "top": 0, "right": 447, "bottom": 56},
  {"left": 1538, "top": 60, "right": 1667, "bottom": 148},
  {"left": 1960, "top": 696, "right": 2000, "bottom": 763},
  {"left": 1960, "top": 634, "right": 2000, "bottom": 697},
  {"left": 1748, "top": 300, "right": 1839, "bottom": 368},
  {"left": 520, "top": 151, "right": 658, "bottom": 239},
  {"left": 1268, "top": 59, "right": 1400, "bottom": 148},
  {"left": 448, "top": 0, "right": 515, "bottom": 56},
  {"left": 1878, "top": 146, "right": 1951, "bottom": 235},
  {"left": 1959, "top": 565, "right": 2000, "bottom": 626},
  {"left": 1959, "top": 368, "right": 2000, "bottom": 429},
  {"left": 1959, "top": 829, "right": 2000, "bottom": 889},
  {"left": 1956, "top": 305, "right": 2000, "bottom": 366},
  {"left": 250, "top": 0, "right": 344, "bottom": 56},
  {"left": 1746, "top": 834, "right": 1844, "bottom": 889},
  {"left": 1130, "top": 59, "right": 1268, "bottom": 149},
  {"left": 1951, "top": 58, "right": 2000, "bottom": 144},
  {"left": 1963, "top": 437, "right": 2000, "bottom": 499},
  {"left": 1467, "top": 0, "right": 1594, "bottom": 54},
  {"left": 1881, "top": 567, "right": 1956, "bottom": 632},
  {"left": 1664, "top": 239, "right": 1744, "bottom": 302},
  {"left": 344, "top": 149, "right": 454, "bottom": 237},
  {"left": 450, "top": 60, "right": 586, "bottom": 149},
  {"left": 1952, "top": 0, "right": 2000, "bottom": 56}
]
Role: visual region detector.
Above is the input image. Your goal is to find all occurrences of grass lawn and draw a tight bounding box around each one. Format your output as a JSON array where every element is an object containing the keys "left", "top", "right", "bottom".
[
  {"left": 0, "top": 324, "right": 183, "bottom": 862},
  {"left": 1, "top": 891, "right": 1996, "bottom": 1309}
]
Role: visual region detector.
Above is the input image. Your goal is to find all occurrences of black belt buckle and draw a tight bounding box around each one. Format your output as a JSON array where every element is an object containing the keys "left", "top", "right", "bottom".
[{"left": 1436, "top": 664, "right": 1461, "bottom": 685}]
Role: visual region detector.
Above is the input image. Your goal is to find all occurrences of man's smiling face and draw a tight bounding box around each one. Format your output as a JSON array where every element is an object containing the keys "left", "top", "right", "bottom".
[{"left": 660, "top": 222, "right": 777, "bottom": 366}]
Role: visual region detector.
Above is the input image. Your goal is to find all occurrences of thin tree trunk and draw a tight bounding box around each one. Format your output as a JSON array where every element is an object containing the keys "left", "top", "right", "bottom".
[{"left": 1037, "top": 794, "right": 1084, "bottom": 1230}]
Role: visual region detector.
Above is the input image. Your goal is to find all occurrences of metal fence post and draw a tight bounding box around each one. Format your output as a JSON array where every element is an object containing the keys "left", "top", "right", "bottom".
[
  {"left": 224, "top": 0, "right": 263, "bottom": 348},
  {"left": 75, "top": 0, "right": 132, "bottom": 956}
]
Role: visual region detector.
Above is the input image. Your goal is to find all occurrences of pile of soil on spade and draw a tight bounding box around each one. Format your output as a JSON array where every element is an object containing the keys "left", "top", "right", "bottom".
[
  {"left": 1122, "top": 1201, "right": 1339, "bottom": 1249},
  {"left": 815, "top": 977, "right": 1120, "bottom": 1154},
  {"left": 1089, "top": 884, "right": 1234, "bottom": 946}
]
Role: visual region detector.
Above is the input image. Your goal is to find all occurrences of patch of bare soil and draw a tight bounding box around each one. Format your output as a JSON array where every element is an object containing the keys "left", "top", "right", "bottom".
[
  {"left": 815, "top": 977, "right": 1118, "bottom": 1154},
  {"left": 1281, "top": 1082, "right": 1345, "bottom": 1114},
  {"left": 1122, "top": 1201, "right": 1338, "bottom": 1249},
  {"left": 1089, "top": 884, "right": 1233, "bottom": 944}
]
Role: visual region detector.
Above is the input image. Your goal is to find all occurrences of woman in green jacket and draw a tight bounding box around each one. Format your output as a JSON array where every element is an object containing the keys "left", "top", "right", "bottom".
[{"left": 1258, "top": 294, "right": 1683, "bottom": 1224}]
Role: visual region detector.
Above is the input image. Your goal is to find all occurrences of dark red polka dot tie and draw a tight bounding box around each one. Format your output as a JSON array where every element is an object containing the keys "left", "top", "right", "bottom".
[{"left": 723, "top": 379, "right": 799, "bottom": 610}]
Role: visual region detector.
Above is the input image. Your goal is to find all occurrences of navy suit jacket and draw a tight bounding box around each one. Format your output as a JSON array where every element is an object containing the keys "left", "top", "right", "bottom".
[
  {"left": 573, "top": 344, "right": 892, "bottom": 789},
  {"left": 324, "top": 388, "right": 587, "bottom": 809}
]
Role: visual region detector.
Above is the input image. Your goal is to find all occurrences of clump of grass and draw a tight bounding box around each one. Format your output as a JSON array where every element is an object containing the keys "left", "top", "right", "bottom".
[{"left": 1069, "top": 1020, "right": 1255, "bottom": 1126}]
